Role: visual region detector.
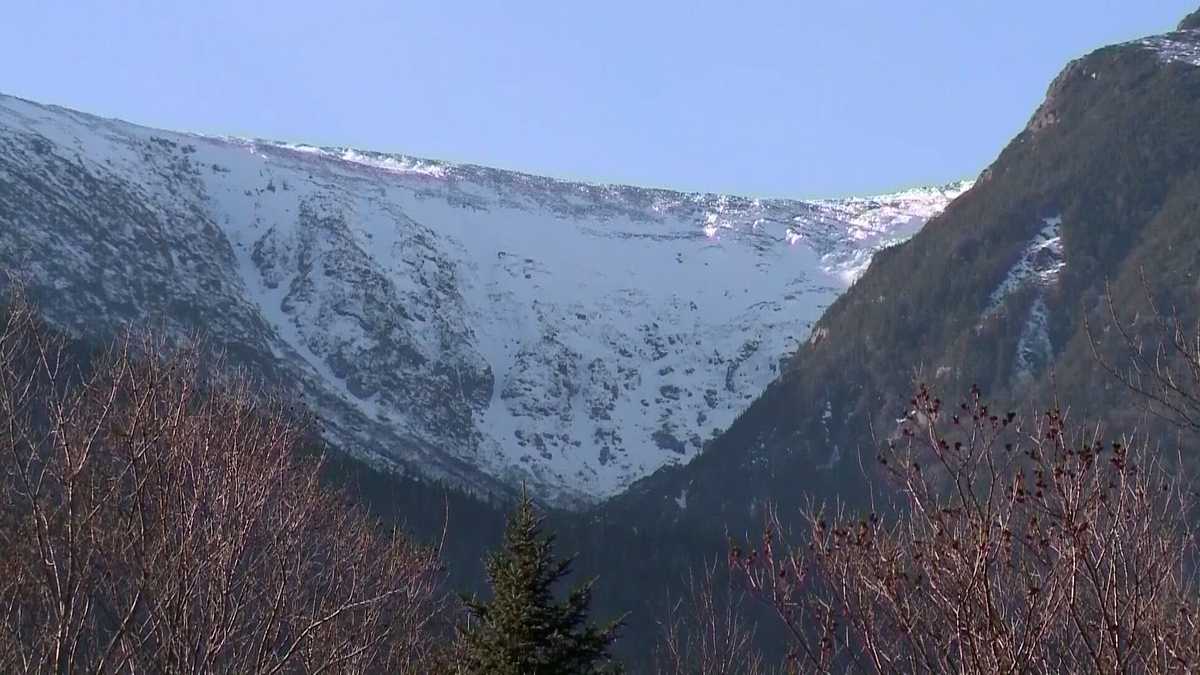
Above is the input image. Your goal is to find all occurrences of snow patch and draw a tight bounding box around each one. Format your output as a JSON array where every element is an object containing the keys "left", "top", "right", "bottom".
[
  {"left": 264, "top": 141, "right": 450, "bottom": 178},
  {"left": 981, "top": 216, "right": 1065, "bottom": 382},
  {"left": 1137, "top": 30, "right": 1200, "bottom": 67},
  {"left": 1014, "top": 297, "right": 1053, "bottom": 381},
  {"left": 338, "top": 148, "right": 449, "bottom": 178},
  {"left": 986, "top": 216, "right": 1064, "bottom": 315},
  {"left": 805, "top": 180, "right": 973, "bottom": 283}
]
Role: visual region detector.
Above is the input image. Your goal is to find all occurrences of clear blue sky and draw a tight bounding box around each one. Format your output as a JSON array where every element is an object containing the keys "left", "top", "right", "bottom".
[{"left": 2, "top": 1, "right": 1195, "bottom": 198}]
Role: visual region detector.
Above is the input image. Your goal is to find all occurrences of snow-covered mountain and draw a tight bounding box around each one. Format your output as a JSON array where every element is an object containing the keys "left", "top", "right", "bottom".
[{"left": 0, "top": 92, "right": 968, "bottom": 505}]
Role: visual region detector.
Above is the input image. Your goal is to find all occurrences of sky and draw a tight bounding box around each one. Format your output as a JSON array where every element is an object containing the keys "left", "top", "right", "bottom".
[{"left": 2, "top": 2, "right": 1195, "bottom": 199}]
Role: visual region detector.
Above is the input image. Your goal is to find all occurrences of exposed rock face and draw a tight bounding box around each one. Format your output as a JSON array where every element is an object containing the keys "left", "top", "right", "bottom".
[{"left": 0, "top": 92, "right": 965, "bottom": 505}]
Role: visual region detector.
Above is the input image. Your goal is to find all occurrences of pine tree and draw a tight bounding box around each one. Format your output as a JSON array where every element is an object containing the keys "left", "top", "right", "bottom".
[{"left": 459, "top": 489, "right": 623, "bottom": 674}]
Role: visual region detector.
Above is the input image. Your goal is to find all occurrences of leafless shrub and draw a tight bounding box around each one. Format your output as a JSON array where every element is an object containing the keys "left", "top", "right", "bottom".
[
  {"left": 1087, "top": 274, "right": 1200, "bottom": 433},
  {"left": 733, "top": 384, "right": 1200, "bottom": 673},
  {"left": 654, "top": 559, "right": 767, "bottom": 675},
  {"left": 0, "top": 291, "right": 446, "bottom": 674}
]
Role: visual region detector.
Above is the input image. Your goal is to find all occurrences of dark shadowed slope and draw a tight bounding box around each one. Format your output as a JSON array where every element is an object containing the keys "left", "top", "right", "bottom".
[{"left": 612, "top": 11, "right": 1200, "bottom": 534}]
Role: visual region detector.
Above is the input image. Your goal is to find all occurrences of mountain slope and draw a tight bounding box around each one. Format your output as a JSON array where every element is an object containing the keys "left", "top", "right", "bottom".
[
  {"left": 612, "top": 15, "right": 1200, "bottom": 525},
  {"left": 0, "top": 93, "right": 965, "bottom": 504}
]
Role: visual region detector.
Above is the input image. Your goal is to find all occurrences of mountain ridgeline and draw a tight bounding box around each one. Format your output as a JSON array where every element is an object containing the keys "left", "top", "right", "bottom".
[
  {"left": 0, "top": 91, "right": 965, "bottom": 507},
  {"left": 613, "top": 17, "right": 1200, "bottom": 529}
]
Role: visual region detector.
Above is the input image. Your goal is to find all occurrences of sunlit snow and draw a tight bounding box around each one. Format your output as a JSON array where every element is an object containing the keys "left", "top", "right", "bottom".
[
  {"left": 1137, "top": 29, "right": 1200, "bottom": 67},
  {"left": 983, "top": 216, "right": 1066, "bottom": 382},
  {"left": 986, "top": 216, "right": 1064, "bottom": 315},
  {"left": 0, "top": 92, "right": 965, "bottom": 504}
]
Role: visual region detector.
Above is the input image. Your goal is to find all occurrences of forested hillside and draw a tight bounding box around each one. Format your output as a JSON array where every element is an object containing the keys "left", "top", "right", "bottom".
[{"left": 614, "top": 11, "right": 1200, "bottom": 536}]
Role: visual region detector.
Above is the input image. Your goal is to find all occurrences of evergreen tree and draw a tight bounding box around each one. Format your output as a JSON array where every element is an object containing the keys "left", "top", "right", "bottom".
[{"left": 459, "top": 489, "right": 623, "bottom": 674}]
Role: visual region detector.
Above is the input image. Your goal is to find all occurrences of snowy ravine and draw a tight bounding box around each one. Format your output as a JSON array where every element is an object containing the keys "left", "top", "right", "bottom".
[
  {"left": 0, "top": 93, "right": 969, "bottom": 505},
  {"left": 983, "top": 216, "right": 1066, "bottom": 382}
]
